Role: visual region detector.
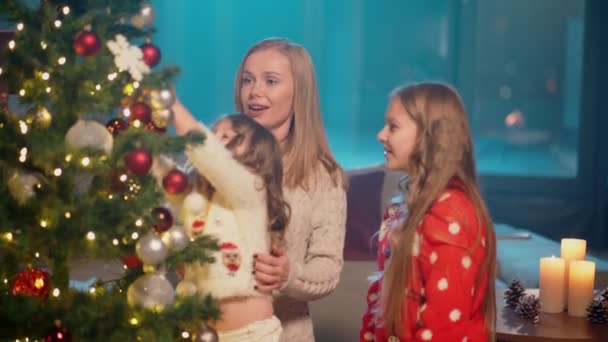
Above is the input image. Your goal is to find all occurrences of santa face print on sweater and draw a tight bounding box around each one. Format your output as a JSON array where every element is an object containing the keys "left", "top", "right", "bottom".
[{"left": 220, "top": 242, "right": 242, "bottom": 276}]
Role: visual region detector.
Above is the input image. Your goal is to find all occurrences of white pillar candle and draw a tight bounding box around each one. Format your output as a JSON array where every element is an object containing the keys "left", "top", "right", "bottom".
[
  {"left": 539, "top": 256, "right": 566, "bottom": 313},
  {"left": 560, "top": 238, "right": 586, "bottom": 307},
  {"left": 567, "top": 260, "right": 595, "bottom": 317}
]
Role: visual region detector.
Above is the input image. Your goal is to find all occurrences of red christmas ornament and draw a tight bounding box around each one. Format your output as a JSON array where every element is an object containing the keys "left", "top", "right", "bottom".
[
  {"left": 12, "top": 268, "right": 50, "bottom": 299},
  {"left": 73, "top": 31, "right": 101, "bottom": 57},
  {"left": 45, "top": 320, "right": 72, "bottom": 342},
  {"left": 105, "top": 118, "right": 129, "bottom": 136},
  {"left": 124, "top": 148, "right": 153, "bottom": 175},
  {"left": 152, "top": 207, "right": 173, "bottom": 232},
  {"left": 121, "top": 255, "right": 142, "bottom": 269},
  {"left": 162, "top": 169, "right": 188, "bottom": 194},
  {"left": 129, "top": 102, "right": 152, "bottom": 124},
  {"left": 140, "top": 42, "right": 161, "bottom": 67}
]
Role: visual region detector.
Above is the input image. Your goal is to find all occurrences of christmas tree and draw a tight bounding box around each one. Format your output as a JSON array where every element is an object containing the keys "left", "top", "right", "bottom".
[{"left": 0, "top": 1, "right": 220, "bottom": 340}]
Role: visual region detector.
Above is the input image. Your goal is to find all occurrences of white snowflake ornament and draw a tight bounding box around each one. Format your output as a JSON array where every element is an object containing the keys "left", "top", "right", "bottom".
[{"left": 106, "top": 34, "right": 150, "bottom": 81}]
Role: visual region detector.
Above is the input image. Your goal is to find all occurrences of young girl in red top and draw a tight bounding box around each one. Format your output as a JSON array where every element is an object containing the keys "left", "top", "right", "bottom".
[{"left": 360, "top": 82, "right": 496, "bottom": 341}]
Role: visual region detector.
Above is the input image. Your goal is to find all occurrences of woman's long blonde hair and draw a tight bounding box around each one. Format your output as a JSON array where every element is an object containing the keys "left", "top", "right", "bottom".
[
  {"left": 234, "top": 38, "right": 346, "bottom": 191},
  {"left": 380, "top": 83, "right": 496, "bottom": 338}
]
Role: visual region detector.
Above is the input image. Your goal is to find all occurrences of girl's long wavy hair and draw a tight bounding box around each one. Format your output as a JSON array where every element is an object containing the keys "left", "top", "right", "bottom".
[
  {"left": 380, "top": 83, "right": 496, "bottom": 339},
  {"left": 192, "top": 114, "right": 291, "bottom": 245}
]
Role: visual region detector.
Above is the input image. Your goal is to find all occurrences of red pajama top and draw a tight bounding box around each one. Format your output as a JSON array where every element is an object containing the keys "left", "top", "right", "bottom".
[{"left": 360, "top": 182, "right": 490, "bottom": 342}]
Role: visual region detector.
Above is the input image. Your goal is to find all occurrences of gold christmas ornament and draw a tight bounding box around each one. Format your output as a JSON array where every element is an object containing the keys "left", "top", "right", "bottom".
[
  {"left": 25, "top": 106, "right": 52, "bottom": 129},
  {"left": 147, "top": 87, "right": 175, "bottom": 109},
  {"left": 151, "top": 108, "right": 173, "bottom": 128},
  {"left": 7, "top": 170, "right": 44, "bottom": 205},
  {"left": 175, "top": 280, "right": 197, "bottom": 297}
]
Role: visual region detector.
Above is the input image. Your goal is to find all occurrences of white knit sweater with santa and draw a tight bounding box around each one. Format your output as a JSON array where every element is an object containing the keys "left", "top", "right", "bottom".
[{"left": 182, "top": 122, "right": 270, "bottom": 300}]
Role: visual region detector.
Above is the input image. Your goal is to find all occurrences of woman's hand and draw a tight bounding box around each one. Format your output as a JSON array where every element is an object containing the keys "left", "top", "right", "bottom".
[{"left": 253, "top": 244, "right": 290, "bottom": 293}]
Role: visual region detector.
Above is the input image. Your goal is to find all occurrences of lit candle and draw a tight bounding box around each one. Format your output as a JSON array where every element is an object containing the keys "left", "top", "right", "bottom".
[
  {"left": 560, "top": 238, "right": 586, "bottom": 307},
  {"left": 539, "top": 256, "right": 566, "bottom": 313},
  {"left": 567, "top": 260, "right": 595, "bottom": 317}
]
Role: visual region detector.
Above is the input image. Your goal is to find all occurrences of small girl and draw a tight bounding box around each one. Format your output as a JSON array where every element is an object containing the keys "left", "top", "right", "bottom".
[
  {"left": 159, "top": 113, "right": 289, "bottom": 342},
  {"left": 360, "top": 82, "right": 496, "bottom": 341}
]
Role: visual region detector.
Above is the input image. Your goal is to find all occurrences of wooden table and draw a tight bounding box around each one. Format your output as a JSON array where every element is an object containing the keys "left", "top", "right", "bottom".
[{"left": 496, "top": 289, "right": 608, "bottom": 341}]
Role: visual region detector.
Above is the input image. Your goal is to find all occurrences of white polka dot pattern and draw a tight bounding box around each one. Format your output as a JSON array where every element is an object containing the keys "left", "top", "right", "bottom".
[
  {"left": 461, "top": 256, "right": 471, "bottom": 269},
  {"left": 430, "top": 251, "right": 438, "bottom": 264},
  {"left": 449, "top": 308, "right": 461, "bottom": 322},
  {"left": 437, "top": 278, "right": 449, "bottom": 291},
  {"left": 448, "top": 222, "right": 461, "bottom": 234},
  {"left": 421, "top": 329, "right": 433, "bottom": 340}
]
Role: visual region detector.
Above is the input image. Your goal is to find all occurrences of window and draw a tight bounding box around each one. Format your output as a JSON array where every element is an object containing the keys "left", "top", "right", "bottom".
[{"left": 462, "top": 0, "right": 585, "bottom": 177}]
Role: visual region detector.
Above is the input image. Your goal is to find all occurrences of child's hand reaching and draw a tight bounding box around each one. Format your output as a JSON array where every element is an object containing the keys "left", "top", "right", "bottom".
[{"left": 253, "top": 244, "right": 290, "bottom": 293}]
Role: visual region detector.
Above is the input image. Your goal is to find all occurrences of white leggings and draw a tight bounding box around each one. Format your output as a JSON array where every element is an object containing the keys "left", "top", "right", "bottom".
[{"left": 218, "top": 316, "right": 282, "bottom": 342}]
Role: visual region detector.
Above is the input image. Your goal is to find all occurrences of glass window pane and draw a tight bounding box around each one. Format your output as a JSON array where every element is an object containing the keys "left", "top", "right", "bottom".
[{"left": 470, "top": 0, "right": 585, "bottom": 177}]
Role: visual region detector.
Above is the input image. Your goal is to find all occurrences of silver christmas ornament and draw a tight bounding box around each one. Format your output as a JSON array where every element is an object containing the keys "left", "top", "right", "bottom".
[
  {"left": 127, "top": 274, "right": 174, "bottom": 311},
  {"left": 183, "top": 192, "right": 206, "bottom": 215},
  {"left": 65, "top": 119, "right": 113, "bottom": 154},
  {"left": 136, "top": 232, "right": 168, "bottom": 265},
  {"left": 161, "top": 225, "right": 189, "bottom": 252},
  {"left": 130, "top": 2, "right": 156, "bottom": 29}
]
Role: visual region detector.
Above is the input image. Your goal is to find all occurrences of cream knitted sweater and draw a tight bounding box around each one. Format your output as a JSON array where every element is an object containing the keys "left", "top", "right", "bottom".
[{"left": 275, "top": 168, "right": 347, "bottom": 342}]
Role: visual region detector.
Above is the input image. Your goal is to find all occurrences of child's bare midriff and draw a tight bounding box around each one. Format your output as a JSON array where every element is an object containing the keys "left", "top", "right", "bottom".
[{"left": 216, "top": 296, "right": 274, "bottom": 331}]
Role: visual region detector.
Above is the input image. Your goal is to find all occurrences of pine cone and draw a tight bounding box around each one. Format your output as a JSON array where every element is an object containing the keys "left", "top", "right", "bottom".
[
  {"left": 504, "top": 279, "right": 526, "bottom": 308},
  {"left": 600, "top": 287, "right": 608, "bottom": 304},
  {"left": 587, "top": 299, "right": 608, "bottom": 324},
  {"left": 517, "top": 294, "right": 540, "bottom": 324}
]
